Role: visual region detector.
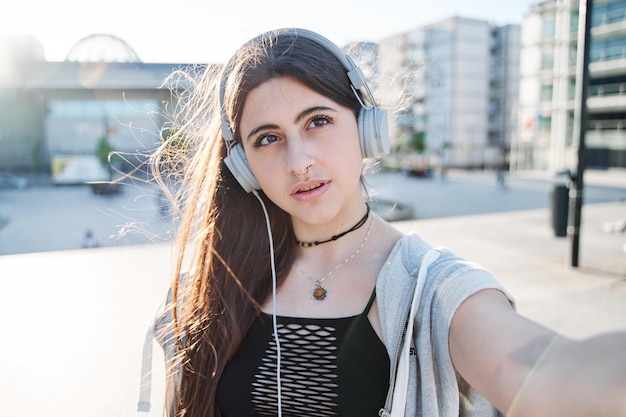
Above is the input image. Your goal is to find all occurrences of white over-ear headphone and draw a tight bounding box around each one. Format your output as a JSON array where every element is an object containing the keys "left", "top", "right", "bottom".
[{"left": 220, "top": 27, "right": 390, "bottom": 193}]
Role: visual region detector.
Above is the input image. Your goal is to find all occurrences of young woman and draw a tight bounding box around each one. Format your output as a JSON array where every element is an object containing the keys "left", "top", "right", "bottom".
[{"left": 150, "top": 28, "right": 626, "bottom": 417}]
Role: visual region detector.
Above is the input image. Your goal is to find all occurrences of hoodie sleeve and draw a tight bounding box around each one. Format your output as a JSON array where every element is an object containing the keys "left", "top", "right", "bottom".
[
  {"left": 376, "top": 233, "right": 514, "bottom": 417},
  {"left": 416, "top": 247, "right": 515, "bottom": 417}
]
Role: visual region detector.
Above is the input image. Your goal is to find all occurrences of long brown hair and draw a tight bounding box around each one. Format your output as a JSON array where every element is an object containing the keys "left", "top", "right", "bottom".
[{"left": 152, "top": 29, "right": 365, "bottom": 417}]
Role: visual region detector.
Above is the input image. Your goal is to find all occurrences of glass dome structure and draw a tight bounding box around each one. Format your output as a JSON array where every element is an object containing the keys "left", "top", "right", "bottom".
[{"left": 65, "top": 33, "right": 141, "bottom": 63}]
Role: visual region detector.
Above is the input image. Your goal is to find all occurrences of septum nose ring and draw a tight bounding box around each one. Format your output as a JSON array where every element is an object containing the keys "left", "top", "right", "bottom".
[{"left": 292, "top": 164, "right": 312, "bottom": 179}]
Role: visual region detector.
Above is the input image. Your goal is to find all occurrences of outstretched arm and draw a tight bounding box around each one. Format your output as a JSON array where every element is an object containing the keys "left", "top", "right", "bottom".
[{"left": 449, "top": 289, "right": 626, "bottom": 417}]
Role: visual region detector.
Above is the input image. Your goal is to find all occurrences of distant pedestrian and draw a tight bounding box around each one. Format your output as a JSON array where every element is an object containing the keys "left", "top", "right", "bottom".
[
  {"left": 81, "top": 229, "right": 100, "bottom": 248},
  {"left": 440, "top": 165, "right": 448, "bottom": 180},
  {"left": 495, "top": 162, "right": 507, "bottom": 190},
  {"left": 0, "top": 214, "right": 9, "bottom": 231}
]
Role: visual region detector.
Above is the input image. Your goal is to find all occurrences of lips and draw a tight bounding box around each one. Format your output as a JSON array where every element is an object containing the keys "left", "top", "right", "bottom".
[
  {"left": 296, "top": 182, "right": 324, "bottom": 193},
  {"left": 291, "top": 180, "right": 330, "bottom": 200}
]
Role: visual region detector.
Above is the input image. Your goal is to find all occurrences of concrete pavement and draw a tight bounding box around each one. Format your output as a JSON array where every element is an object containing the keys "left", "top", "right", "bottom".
[
  {"left": 395, "top": 201, "right": 626, "bottom": 339},
  {"left": 0, "top": 169, "right": 625, "bottom": 417}
]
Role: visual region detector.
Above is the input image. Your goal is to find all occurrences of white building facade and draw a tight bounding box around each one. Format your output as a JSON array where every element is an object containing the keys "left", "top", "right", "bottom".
[
  {"left": 514, "top": 0, "right": 626, "bottom": 172},
  {"left": 0, "top": 34, "right": 177, "bottom": 178},
  {"left": 375, "top": 17, "right": 520, "bottom": 170}
]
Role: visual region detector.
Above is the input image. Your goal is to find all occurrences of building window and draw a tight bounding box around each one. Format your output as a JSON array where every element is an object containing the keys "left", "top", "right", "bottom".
[
  {"left": 541, "top": 83, "right": 554, "bottom": 102},
  {"left": 542, "top": 17, "right": 556, "bottom": 39},
  {"left": 541, "top": 49, "right": 555, "bottom": 69},
  {"left": 569, "top": 45, "right": 578, "bottom": 67},
  {"left": 589, "top": 77, "right": 626, "bottom": 96},
  {"left": 48, "top": 99, "right": 159, "bottom": 119},
  {"left": 592, "top": 0, "right": 626, "bottom": 27},
  {"left": 568, "top": 78, "right": 577, "bottom": 100},
  {"left": 567, "top": 112, "right": 575, "bottom": 144},
  {"left": 539, "top": 115, "right": 552, "bottom": 133},
  {"left": 571, "top": 10, "right": 580, "bottom": 32},
  {"left": 490, "top": 99, "right": 500, "bottom": 113},
  {"left": 590, "top": 35, "right": 626, "bottom": 62}
]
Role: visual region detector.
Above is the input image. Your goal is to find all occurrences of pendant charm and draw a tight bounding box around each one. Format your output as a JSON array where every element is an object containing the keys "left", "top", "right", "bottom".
[{"left": 312, "top": 281, "right": 327, "bottom": 302}]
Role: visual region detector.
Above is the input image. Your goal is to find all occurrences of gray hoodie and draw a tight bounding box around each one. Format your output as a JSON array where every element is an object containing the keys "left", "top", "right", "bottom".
[
  {"left": 139, "top": 232, "right": 514, "bottom": 416},
  {"left": 376, "top": 233, "right": 514, "bottom": 417}
]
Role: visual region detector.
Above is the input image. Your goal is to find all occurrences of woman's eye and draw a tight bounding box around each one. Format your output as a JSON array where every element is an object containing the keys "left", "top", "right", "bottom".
[
  {"left": 307, "top": 115, "right": 332, "bottom": 129},
  {"left": 255, "top": 133, "right": 280, "bottom": 147}
]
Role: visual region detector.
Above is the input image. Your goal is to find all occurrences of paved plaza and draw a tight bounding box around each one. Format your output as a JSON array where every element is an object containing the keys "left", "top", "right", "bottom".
[{"left": 0, "top": 169, "right": 625, "bottom": 417}]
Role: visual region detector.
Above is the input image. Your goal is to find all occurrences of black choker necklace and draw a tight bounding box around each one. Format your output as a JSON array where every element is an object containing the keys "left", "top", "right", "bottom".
[{"left": 296, "top": 204, "right": 371, "bottom": 248}]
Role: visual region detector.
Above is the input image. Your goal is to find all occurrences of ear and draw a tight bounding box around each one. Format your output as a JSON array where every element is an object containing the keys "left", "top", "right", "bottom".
[{"left": 223, "top": 143, "right": 261, "bottom": 192}]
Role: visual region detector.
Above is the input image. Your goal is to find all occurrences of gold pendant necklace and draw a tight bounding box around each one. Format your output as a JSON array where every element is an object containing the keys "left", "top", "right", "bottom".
[{"left": 294, "top": 215, "right": 374, "bottom": 303}]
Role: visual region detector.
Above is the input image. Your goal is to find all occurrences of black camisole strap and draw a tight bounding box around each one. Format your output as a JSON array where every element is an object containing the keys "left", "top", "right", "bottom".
[{"left": 360, "top": 288, "right": 377, "bottom": 317}]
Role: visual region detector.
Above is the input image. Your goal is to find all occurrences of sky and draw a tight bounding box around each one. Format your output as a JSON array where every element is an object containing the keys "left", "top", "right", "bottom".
[{"left": 3, "top": 0, "right": 537, "bottom": 64}]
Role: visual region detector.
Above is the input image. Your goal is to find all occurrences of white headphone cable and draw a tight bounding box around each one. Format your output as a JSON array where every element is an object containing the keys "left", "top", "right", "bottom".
[{"left": 251, "top": 190, "right": 283, "bottom": 417}]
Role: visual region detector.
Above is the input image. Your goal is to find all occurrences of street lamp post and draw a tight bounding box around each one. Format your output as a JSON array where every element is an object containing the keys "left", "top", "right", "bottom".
[{"left": 569, "top": 0, "right": 593, "bottom": 267}]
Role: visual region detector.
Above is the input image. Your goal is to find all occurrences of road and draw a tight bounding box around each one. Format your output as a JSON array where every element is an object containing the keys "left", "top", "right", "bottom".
[
  {"left": 1, "top": 169, "right": 625, "bottom": 255},
  {"left": 366, "top": 169, "right": 626, "bottom": 220}
]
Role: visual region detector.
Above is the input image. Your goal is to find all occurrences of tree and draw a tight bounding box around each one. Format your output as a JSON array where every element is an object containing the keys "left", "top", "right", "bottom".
[
  {"left": 410, "top": 131, "right": 427, "bottom": 154},
  {"left": 92, "top": 135, "right": 120, "bottom": 194},
  {"left": 96, "top": 135, "right": 114, "bottom": 180}
]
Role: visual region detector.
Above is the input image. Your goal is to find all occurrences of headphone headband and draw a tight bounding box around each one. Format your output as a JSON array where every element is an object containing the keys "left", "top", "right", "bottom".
[{"left": 220, "top": 28, "right": 375, "bottom": 142}]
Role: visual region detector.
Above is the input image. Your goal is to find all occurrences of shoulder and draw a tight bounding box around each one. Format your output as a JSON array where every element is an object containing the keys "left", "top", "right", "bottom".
[
  {"left": 376, "top": 232, "right": 513, "bottom": 326},
  {"left": 377, "top": 232, "right": 434, "bottom": 287},
  {"left": 380, "top": 232, "right": 501, "bottom": 288}
]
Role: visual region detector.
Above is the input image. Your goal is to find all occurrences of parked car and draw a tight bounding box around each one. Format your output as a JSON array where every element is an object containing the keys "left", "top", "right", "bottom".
[{"left": 0, "top": 173, "right": 29, "bottom": 189}]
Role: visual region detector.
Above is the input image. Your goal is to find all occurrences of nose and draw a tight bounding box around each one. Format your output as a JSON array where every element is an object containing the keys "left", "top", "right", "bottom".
[{"left": 286, "top": 134, "right": 314, "bottom": 178}]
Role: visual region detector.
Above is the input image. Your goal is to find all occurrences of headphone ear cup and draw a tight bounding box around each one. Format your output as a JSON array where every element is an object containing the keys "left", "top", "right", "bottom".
[
  {"left": 223, "top": 144, "right": 261, "bottom": 193},
  {"left": 358, "top": 106, "right": 390, "bottom": 159}
]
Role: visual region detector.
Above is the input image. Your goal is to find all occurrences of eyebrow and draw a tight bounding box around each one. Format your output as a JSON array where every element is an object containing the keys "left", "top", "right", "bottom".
[{"left": 245, "top": 105, "right": 336, "bottom": 142}]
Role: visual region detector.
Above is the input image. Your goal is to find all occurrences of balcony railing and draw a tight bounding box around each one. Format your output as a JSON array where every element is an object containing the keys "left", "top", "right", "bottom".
[
  {"left": 589, "top": 82, "right": 626, "bottom": 97},
  {"left": 586, "top": 127, "right": 626, "bottom": 149}
]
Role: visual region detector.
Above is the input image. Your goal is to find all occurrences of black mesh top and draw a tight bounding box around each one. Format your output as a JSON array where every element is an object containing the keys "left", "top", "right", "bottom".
[{"left": 216, "top": 290, "right": 390, "bottom": 416}]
